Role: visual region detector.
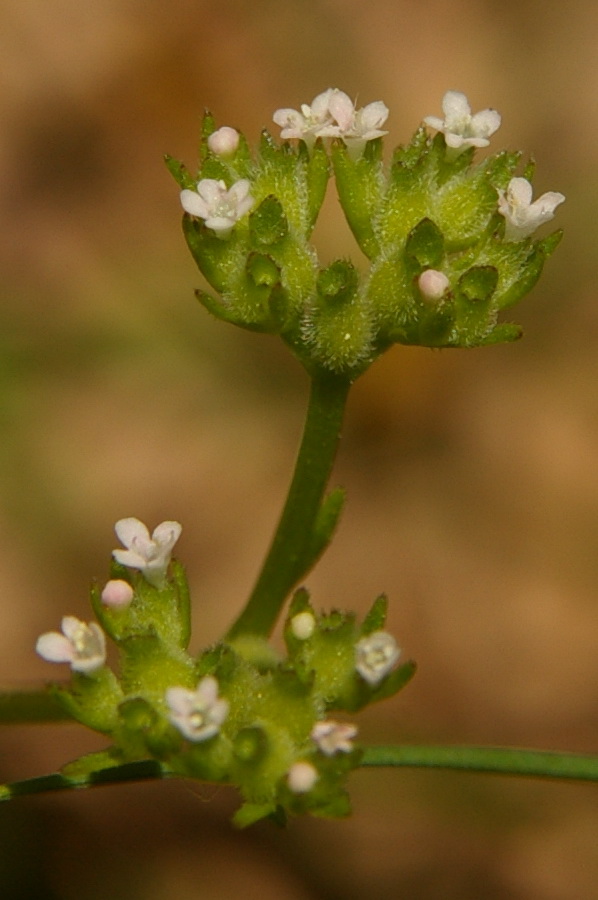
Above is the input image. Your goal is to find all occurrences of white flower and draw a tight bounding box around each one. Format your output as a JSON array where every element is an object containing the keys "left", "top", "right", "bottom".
[
  {"left": 311, "top": 720, "right": 357, "bottom": 756},
  {"left": 326, "top": 90, "right": 389, "bottom": 159},
  {"left": 273, "top": 89, "right": 337, "bottom": 147},
  {"left": 418, "top": 269, "right": 450, "bottom": 300},
  {"left": 498, "top": 177, "right": 565, "bottom": 241},
  {"left": 180, "top": 179, "right": 254, "bottom": 238},
  {"left": 273, "top": 88, "right": 388, "bottom": 157},
  {"left": 112, "top": 517, "right": 182, "bottom": 588},
  {"left": 36, "top": 616, "right": 106, "bottom": 674},
  {"left": 100, "top": 579, "right": 134, "bottom": 609},
  {"left": 207, "top": 126, "right": 240, "bottom": 158},
  {"left": 287, "top": 761, "right": 319, "bottom": 794},
  {"left": 424, "top": 90, "right": 501, "bottom": 153},
  {"left": 355, "top": 630, "right": 401, "bottom": 686},
  {"left": 166, "top": 676, "right": 229, "bottom": 742},
  {"left": 290, "top": 611, "right": 316, "bottom": 640}
]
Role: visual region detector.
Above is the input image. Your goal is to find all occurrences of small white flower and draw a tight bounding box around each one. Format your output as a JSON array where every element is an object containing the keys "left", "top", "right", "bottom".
[
  {"left": 287, "top": 761, "right": 319, "bottom": 794},
  {"left": 290, "top": 611, "right": 316, "bottom": 640},
  {"left": 418, "top": 269, "right": 450, "bottom": 300},
  {"left": 424, "top": 90, "right": 501, "bottom": 153},
  {"left": 112, "top": 517, "right": 182, "bottom": 588},
  {"left": 326, "top": 90, "right": 389, "bottom": 159},
  {"left": 100, "top": 579, "right": 134, "bottom": 609},
  {"left": 498, "top": 177, "right": 565, "bottom": 241},
  {"left": 166, "top": 676, "right": 229, "bottom": 742},
  {"left": 355, "top": 630, "right": 401, "bottom": 686},
  {"left": 311, "top": 720, "right": 357, "bottom": 756},
  {"left": 273, "top": 88, "right": 337, "bottom": 147},
  {"left": 36, "top": 616, "right": 106, "bottom": 674},
  {"left": 180, "top": 178, "right": 254, "bottom": 238},
  {"left": 207, "top": 126, "right": 240, "bottom": 158}
]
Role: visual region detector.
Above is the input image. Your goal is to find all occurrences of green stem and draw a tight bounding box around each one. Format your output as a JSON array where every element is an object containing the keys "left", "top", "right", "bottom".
[
  {"left": 227, "top": 371, "right": 351, "bottom": 639},
  {"left": 361, "top": 745, "right": 598, "bottom": 782},
  {"left": 0, "top": 688, "right": 72, "bottom": 724}
]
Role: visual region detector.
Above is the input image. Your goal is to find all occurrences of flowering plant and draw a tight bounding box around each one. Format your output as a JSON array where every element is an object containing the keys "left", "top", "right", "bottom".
[{"left": 1, "top": 90, "right": 595, "bottom": 826}]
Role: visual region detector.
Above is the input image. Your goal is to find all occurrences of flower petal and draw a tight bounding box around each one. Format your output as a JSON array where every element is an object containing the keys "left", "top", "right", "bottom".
[
  {"left": 115, "top": 518, "right": 150, "bottom": 551},
  {"left": 36, "top": 632, "right": 74, "bottom": 663}
]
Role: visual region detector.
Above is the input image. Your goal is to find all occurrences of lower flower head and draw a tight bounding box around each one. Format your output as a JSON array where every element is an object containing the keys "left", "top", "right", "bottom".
[
  {"left": 166, "top": 676, "right": 229, "bottom": 742},
  {"left": 36, "top": 616, "right": 106, "bottom": 674}
]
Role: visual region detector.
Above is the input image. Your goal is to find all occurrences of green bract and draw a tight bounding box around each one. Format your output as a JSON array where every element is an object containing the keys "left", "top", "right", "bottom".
[{"left": 168, "top": 110, "right": 562, "bottom": 379}]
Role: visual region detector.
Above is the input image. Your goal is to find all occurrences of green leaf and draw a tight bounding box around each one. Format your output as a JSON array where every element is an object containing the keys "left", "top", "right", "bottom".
[
  {"left": 404, "top": 218, "right": 445, "bottom": 269},
  {"left": 332, "top": 142, "right": 382, "bottom": 259},
  {"left": 233, "top": 801, "right": 279, "bottom": 828},
  {"left": 457, "top": 265, "right": 499, "bottom": 303},
  {"left": 316, "top": 260, "right": 359, "bottom": 304},
  {"left": 249, "top": 196, "right": 289, "bottom": 247},
  {"left": 479, "top": 323, "right": 523, "bottom": 345},
  {"left": 361, "top": 594, "right": 388, "bottom": 635},
  {"left": 164, "top": 155, "right": 196, "bottom": 190}
]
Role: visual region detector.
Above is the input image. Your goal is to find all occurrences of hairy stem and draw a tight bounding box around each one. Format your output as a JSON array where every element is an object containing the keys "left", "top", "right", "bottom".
[
  {"left": 227, "top": 371, "right": 351, "bottom": 639},
  {"left": 361, "top": 745, "right": 598, "bottom": 782}
]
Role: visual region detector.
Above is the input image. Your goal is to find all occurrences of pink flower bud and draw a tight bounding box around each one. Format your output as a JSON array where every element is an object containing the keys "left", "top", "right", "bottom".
[
  {"left": 418, "top": 269, "right": 450, "bottom": 301},
  {"left": 207, "top": 126, "right": 240, "bottom": 157},
  {"left": 101, "top": 579, "right": 134, "bottom": 609}
]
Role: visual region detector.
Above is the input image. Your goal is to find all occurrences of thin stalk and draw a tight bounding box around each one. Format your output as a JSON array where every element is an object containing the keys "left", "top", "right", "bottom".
[
  {"left": 227, "top": 371, "right": 351, "bottom": 639},
  {"left": 361, "top": 745, "right": 598, "bottom": 782}
]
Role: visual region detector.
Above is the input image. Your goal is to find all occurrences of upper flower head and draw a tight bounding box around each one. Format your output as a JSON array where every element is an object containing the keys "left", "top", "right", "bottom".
[
  {"left": 498, "top": 177, "right": 565, "bottom": 241},
  {"left": 36, "top": 616, "right": 106, "bottom": 674},
  {"left": 355, "top": 630, "right": 401, "bottom": 685},
  {"left": 311, "top": 720, "right": 357, "bottom": 756},
  {"left": 166, "top": 676, "right": 229, "bottom": 742},
  {"left": 112, "top": 517, "right": 182, "bottom": 588},
  {"left": 424, "top": 90, "right": 501, "bottom": 153},
  {"left": 207, "top": 126, "right": 240, "bottom": 158},
  {"left": 180, "top": 178, "right": 254, "bottom": 238},
  {"left": 273, "top": 88, "right": 388, "bottom": 157}
]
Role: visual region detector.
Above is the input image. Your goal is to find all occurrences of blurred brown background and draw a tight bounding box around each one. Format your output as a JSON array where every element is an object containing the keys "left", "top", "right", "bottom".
[{"left": 0, "top": 1, "right": 596, "bottom": 898}]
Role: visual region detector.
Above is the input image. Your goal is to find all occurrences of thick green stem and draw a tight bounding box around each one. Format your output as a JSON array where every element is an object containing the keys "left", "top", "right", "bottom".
[
  {"left": 227, "top": 371, "right": 351, "bottom": 639},
  {"left": 361, "top": 745, "right": 598, "bottom": 782}
]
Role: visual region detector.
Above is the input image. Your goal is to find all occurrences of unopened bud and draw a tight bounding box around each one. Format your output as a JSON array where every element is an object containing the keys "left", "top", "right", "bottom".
[
  {"left": 208, "top": 126, "right": 240, "bottom": 157},
  {"left": 418, "top": 269, "right": 449, "bottom": 301}
]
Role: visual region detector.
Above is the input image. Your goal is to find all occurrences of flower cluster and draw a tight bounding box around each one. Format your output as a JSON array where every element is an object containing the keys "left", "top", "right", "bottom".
[
  {"left": 273, "top": 88, "right": 389, "bottom": 158},
  {"left": 169, "top": 88, "right": 564, "bottom": 376},
  {"left": 35, "top": 518, "right": 410, "bottom": 826}
]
